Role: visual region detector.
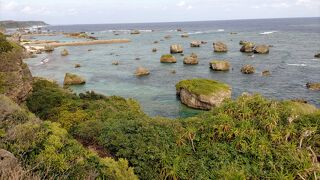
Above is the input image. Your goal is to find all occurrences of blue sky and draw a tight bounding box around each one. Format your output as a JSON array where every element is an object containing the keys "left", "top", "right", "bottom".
[{"left": 0, "top": 0, "right": 319, "bottom": 24}]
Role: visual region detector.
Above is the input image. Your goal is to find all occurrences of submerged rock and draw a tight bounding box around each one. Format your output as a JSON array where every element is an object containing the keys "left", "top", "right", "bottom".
[
  {"left": 240, "top": 42, "right": 255, "bottom": 53},
  {"left": 135, "top": 67, "right": 150, "bottom": 76},
  {"left": 160, "top": 54, "right": 177, "bottom": 63},
  {"left": 64, "top": 73, "right": 86, "bottom": 85},
  {"left": 306, "top": 82, "right": 320, "bottom": 91},
  {"left": 170, "top": 44, "right": 183, "bottom": 54},
  {"left": 254, "top": 45, "right": 269, "bottom": 54},
  {"left": 213, "top": 42, "right": 228, "bottom": 52},
  {"left": 210, "top": 60, "right": 230, "bottom": 71},
  {"left": 190, "top": 41, "right": 201, "bottom": 47},
  {"left": 152, "top": 48, "right": 157, "bottom": 52},
  {"left": 75, "top": 64, "right": 81, "bottom": 68},
  {"left": 153, "top": 41, "right": 159, "bottom": 44},
  {"left": 181, "top": 33, "right": 189, "bottom": 38},
  {"left": 164, "top": 35, "right": 171, "bottom": 39},
  {"left": 262, "top": 70, "right": 271, "bottom": 76},
  {"left": 112, "top": 61, "right": 119, "bottom": 65},
  {"left": 176, "top": 79, "right": 231, "bottom": 110},
  {"left": 183, "top": 53, "right": 198, "bottom": 65},
  {"left": 241, "top": 65, "right": 255, "bottom": 74},
  {"left": 60, "top": 49, "right": 69, "bottom": 56},
  {"left": 315, "top": 52, "right": 320, "bottom": 58}
]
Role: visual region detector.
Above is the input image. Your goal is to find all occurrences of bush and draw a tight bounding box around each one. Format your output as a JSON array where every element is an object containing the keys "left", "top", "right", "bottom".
[
  {"left": 0, "top": 32, "right": 13, "bottom": 54},
  {"left": 25, "top": 80, "right": 320, "bottom": 179}
]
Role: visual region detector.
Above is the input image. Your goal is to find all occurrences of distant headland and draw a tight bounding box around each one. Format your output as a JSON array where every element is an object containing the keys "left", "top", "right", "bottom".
[{"left": 0, "top": 20, "right": 48, "bottom": 29}]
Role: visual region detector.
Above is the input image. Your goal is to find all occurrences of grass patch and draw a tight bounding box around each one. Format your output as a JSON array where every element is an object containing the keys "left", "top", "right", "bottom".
[{"left": 176, "top": 78, "right": 231, "bottom": 96}]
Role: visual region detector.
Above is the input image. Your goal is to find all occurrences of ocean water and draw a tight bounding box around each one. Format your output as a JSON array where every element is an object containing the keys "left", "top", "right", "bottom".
[{"left": 24, "top": 17, "right": 320, "bottom": 118}]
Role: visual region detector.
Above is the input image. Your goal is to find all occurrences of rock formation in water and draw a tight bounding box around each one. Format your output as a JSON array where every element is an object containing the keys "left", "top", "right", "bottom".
[
  {"left": 254, "top": 45, "right": 269, "bottom": 54},
  {"left": 183, "top": 53, "right": 198, "bottom": 65},
  {"left": 63, "top": 73, "right": 86, "bottom": 85},
  {"left": 213, "top": 42, "right": 228, "bottom": 52},
  {"left": 241, "top": 65, "right": 255, "bottom": 74},
  {"left": 176, "top": 79, "right": 231, "bottom": 110},
  {"left": 135, "top": 67, "right": 150, "bottom": 76},
  {"left": 210, "top": 60, "right": 230, "bottom": 71},
  {"left": 160, "top": 54, "right": 177, "bottom": 63},
  {"left": 170, "top": 44, "right": 184, "bottom": 54}
]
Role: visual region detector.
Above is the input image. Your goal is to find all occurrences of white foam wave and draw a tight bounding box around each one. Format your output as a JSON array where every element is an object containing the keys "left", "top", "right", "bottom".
[
  {"left": 287, "top": 63, "right": 307, "bottom": 67},
  {"left": 106, "top": 29, "right": 153, "bottom": 33},
  {"left": 217, "top": 29, "right": 225, "bottom": 32},
  {"left": 260, "top": 31, "right": 277, "bottom": 35}
]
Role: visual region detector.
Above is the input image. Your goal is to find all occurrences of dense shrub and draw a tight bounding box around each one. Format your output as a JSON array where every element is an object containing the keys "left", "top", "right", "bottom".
[
  {"left": 0, "top": 32, "right": 13, "bottom": 54},
  {"left": 25, "top": 80, "right": 320, "bottom": 179},
  {"left": 1, "top": 95, "right": 138, "bottom": 179}
]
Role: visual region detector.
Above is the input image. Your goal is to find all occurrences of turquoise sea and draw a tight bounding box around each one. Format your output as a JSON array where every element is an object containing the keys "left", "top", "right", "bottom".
[{"left": 24, "top": 17, "right": 320, "bottom": 118}]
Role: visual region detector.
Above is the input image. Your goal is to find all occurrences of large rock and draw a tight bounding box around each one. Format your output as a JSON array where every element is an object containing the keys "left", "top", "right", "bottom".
[
  {"left": 190, "top": 41, "right": 201, "bottom": 47},
  {"left": 241, "top": 65, "right": 255, "bottom": 74},
  {"left": 240, "top": 42, "right": 255, "bottom": 53},
  {"left": 160, "top": 54, "right": 177, "bottom": 63},
  {"left": 306, "top": 82, "right": 320, "bottom": 91},
  {"left": 63, "top": 73, "right": 86, "bottom": 85},
  {"left": 170, "top": 44, "right": 183, "bottom": 54},
  {"left": 135, "top": 67, "right": 150, "bottom": 76},
  {"left": 254, "top": 45, "right": 269, "bottom": 54},
  {"left": 0, "top": 149, "right": 19, "bottom": 170},
  {"left": 176, "top": 79, "right": 231, "bottom": 110},
  {"left": 183, "top": 53, "right": 198, "bottom": 65},
  {"left": 210, "top": 60, "right": 230, "bottom": 71},
  {"left": 213, "top": 42, "right": 228, "bottom": 52},
  {"left": 0, "top": 47, "right": 33, "bottom": 104},
  {"left": 60, "top": 49, "right": 69, "bottom": 56}
]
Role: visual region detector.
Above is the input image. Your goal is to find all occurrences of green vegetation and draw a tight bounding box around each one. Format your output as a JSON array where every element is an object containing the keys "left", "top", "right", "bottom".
[
  {"left": 0, "top": 32, "right": 13, "bottom": 53},
  {"left": 161, "top": 54, "right": 174, "bottom": 58},
  {"left": 176, "top": 78, "right": 231, "bottom": 95},
  {"left": 22, "top": 79, "right": 319, "bottom": 179}
]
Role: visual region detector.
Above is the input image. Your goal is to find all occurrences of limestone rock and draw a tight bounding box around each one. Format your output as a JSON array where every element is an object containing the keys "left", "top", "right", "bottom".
[
  {"left": 240, "top": 42, "right": 255, "bottom": 53},
  {"left": 210, "top": 60, "right": 230, "bottom": 71},
  {"left": 170, "top": 44, "right": 183, "bottom": 54},
  {"left": 176, "top": 79, "right": 231, "bottom": 110},
  {"left": 241, "top": 65, "right": 255, "bottom": 74},
  {"left": 190, "top": 41, "right": 201, "bottom": 47},
  {"left": 135, "top": 67, "right": 150, "bottom": 76},
  {"left": 183, "top": 53, "right": 198, "bottom": 65},
  {"left": 306, "top": 82, "right": 320, "bottom": 91},
  {"left": 63, "top": 73, "right": 86, "bottom": 85},
  {"left": 213, "top": 42, "right": 228, "bottom": 52},
  {"left": 160, "top": 54, "right": 177, "bottom": 63},
  {"left": 254, "top": 45, "right": 269, "bottom": 54}
]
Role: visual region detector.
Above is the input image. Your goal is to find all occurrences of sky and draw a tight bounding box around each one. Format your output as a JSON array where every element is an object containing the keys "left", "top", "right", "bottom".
[{"left": 0, "top": 0, "right": 319, "bottom": 25}]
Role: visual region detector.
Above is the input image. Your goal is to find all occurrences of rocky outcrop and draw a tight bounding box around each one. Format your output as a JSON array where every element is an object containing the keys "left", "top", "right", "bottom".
[
  {"left": 210, "top": 60, "right": 230, "bottom": 71},
  {"left": 170, "top": 44, "right": 183, "bottom": 54},
  {"left": 183, "top": 53, "right": 198, "bottom": 65},
  {"left": 160, "top": 54, "right": 176, "bottom": 63},
  {"left": 213, "top": 42, "right": 228, "bottom": 52},
  {"left": 135, "top": 67, "right": 150, "bottom": 76},
  {"left": 240, "top": 42, "right": 255, "bottom": 53},
  {"left": 130, "top": 30, "right": 140, "bottom": 35},
  {"left": 314, "top": 52, "right": 320, "bottom": 58},
  {"left": 241, "top": 65, "right": 255, "bottom": 74},
  {"left": 63, "top": 73, "right": 86, "bottom": 85},
  {"left": 254, "top": 45, "right": 269, "bottom": 54},
  {"left": 0, "top": 48, "right": 33, "bottom": 104},
  {"left": 60, "top": 49, "right": 69, "bottom": 56},
  {"left": 176, "top": 79, "right": 231, "bottom": 110},
  {"left": 0, "top": 149, "right": 19, "bottom": 170},
  {"left": 306, "top": 82, "right": 320, "bottom": 91},
  {"left": 190, "top": 41, "right": 201, "bottom": 47}
]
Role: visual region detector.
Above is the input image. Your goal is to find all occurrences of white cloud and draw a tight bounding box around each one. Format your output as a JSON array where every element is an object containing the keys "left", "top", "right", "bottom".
[
  {"left": 1, "top": 1, "right": 19, "bottom": 11},
  {"left": 177, "top": 1, "right": 186, "bottom": 7}
]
